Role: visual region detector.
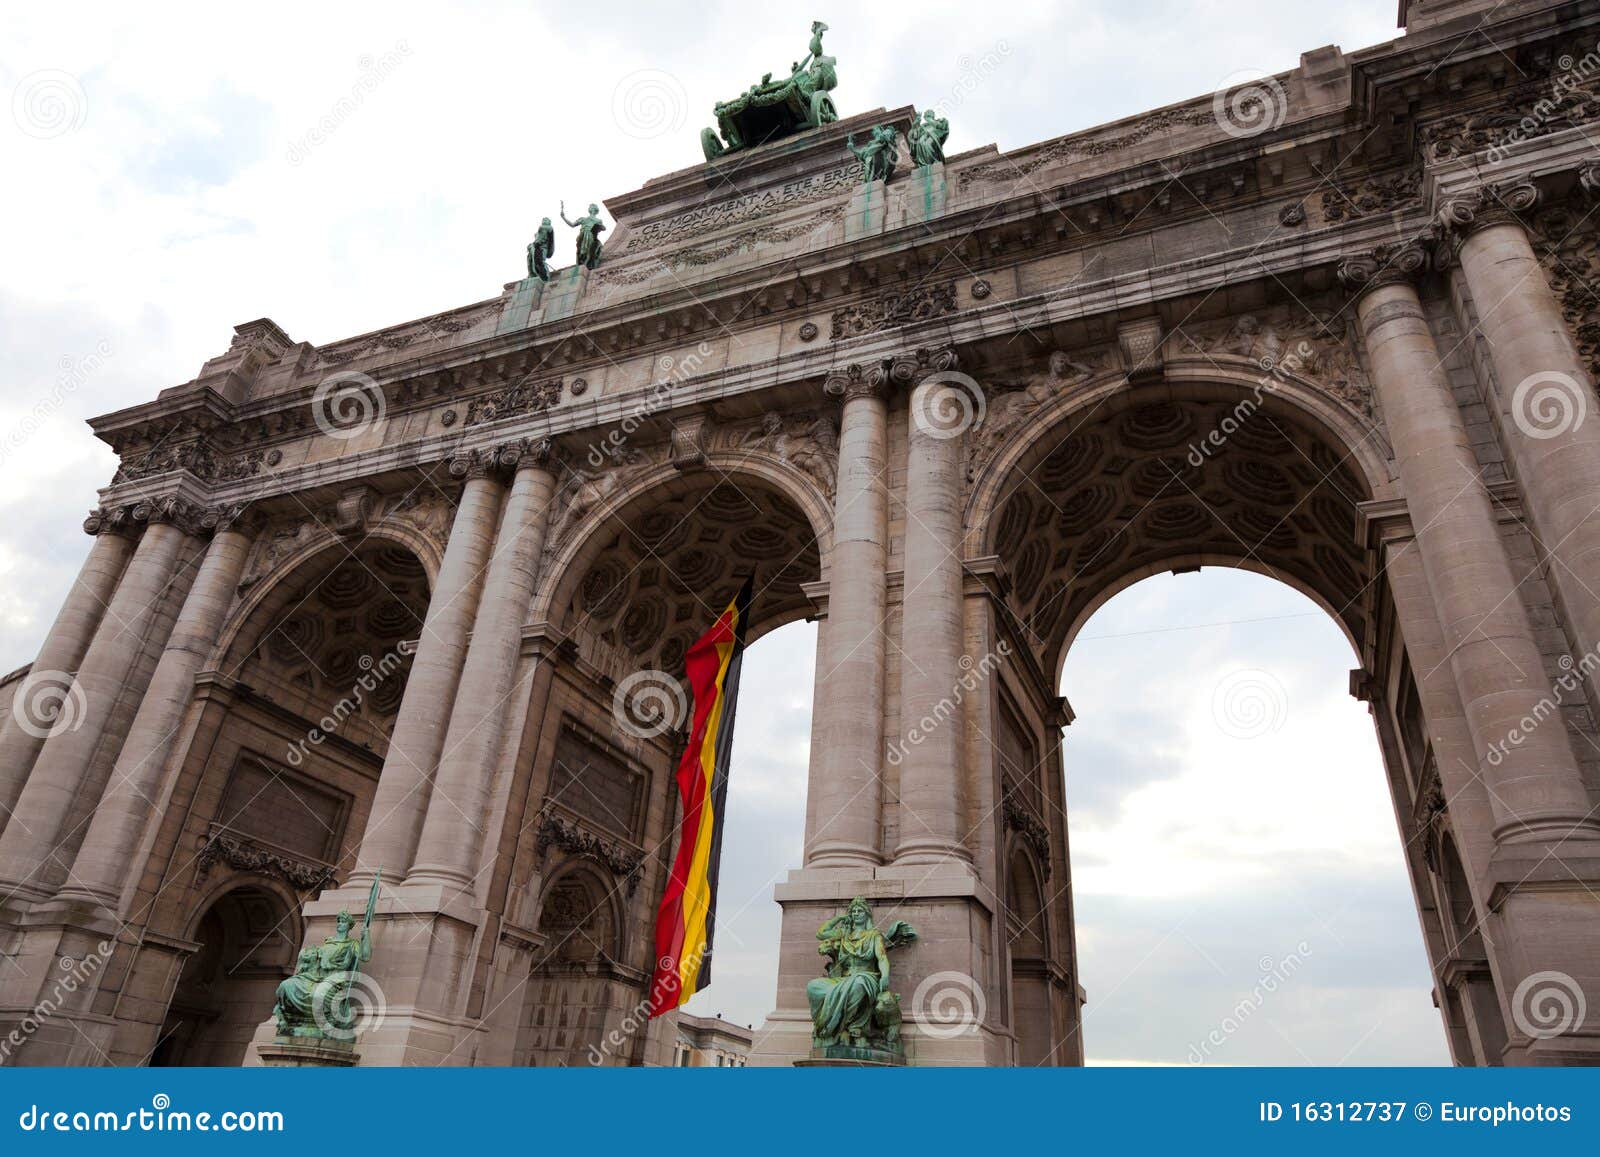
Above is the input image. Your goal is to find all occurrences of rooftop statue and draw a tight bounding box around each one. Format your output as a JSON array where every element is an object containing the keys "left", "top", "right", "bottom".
[
  {"left": 847, "top": 124, "right": 898, "bottom": 184},
  {"left": 807, "top": 896, "right": 917, "bottom": 1060},
  {"left": 908, "top": 109, "right": 950, "bottom": 168},
  {"left": 561, "top": 201, "right": 606, "bottom": 271},
  {"left": 701, "top": 20, "right": 839, "bottom": 162},
  {"left": 526, "top": 217, "right": 554, "bottom": 282}
]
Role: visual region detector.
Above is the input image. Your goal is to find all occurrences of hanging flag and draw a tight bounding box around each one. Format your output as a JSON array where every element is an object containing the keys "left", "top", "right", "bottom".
[{"left": 647, "top": 575, "right": 754, "bottom": 1017}]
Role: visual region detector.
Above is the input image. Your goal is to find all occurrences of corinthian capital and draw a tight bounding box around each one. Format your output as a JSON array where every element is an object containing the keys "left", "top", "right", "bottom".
[
  {"left": 1336, "top": 241, "right": 1429, "bottom": 295},
  {"left": 1437, "top": 180, "right": 1539, "bottom": 239}
]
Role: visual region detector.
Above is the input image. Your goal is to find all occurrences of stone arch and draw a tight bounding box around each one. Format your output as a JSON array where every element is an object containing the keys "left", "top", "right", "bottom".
[
  {"left": 533, "top": 457, "right": 831, "bottom": 681},
  {"left": 1004, "top": 840, "right": 1052, "bottom": 1066},
  {"left": 972, "top": 372, "right": 1389, "bottom": 680},
  {"left": 149, "top": 882, "right": 299, "bottom": 1067}
]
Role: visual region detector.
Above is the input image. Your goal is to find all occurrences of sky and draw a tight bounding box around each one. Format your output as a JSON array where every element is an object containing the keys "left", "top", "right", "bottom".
[{"left": 0, "top": 1, "right": 1442, "bottom": 1064}]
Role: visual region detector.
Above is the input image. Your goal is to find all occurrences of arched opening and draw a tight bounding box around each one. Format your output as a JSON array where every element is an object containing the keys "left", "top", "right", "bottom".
[
  {"left": 1058, "top": 570, "right": 1444, "bottom": 1064},
  {"left": 518, "top": 863, "right": 629, "bottom": 1067},
  {"left": 130, "top": 534, "right": 432, "bottom": 1066},
  {"left": 150, "top": 885, "right": 299, "bottom": 1067},
  {"left": 510, "top": 465, "right": 827, "bottom": 1064},
  {"left": 974, "top": 377, "right": 1457, "bottom": 1065}
]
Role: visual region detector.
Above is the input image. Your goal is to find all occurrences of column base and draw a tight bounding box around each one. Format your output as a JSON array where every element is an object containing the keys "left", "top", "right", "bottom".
[{"left": 752, "top": 861, "right": 1010, "bottom": 1067}]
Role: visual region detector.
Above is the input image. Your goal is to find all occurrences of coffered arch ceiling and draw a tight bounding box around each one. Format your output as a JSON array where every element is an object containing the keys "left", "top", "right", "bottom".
[
  {"left": 555, "top": 475, "right": 823, "bottom": 678},
  {"left": 233, "top": 542, "right": 429, "bottom": 744},
  {"left": 986, "top": 386, "right": 1374, "bottom": 680}
]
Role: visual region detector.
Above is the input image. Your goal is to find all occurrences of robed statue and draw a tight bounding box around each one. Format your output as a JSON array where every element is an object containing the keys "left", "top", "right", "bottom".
[
  {"left": 526, "top": 217, "right": 555, "bottom": 282},
  {"left": 908, "top": 109, "right": 950, "bottom": 168},
  {"left": 561, "top": 201, "right": 606, "bottom": 270},
  {"left": 807, "top": 896, "right": 917, "bottom": 1055},
  {"left": 847, "top": 125, "right": 898, "bottom": 185},
  {"left": 272, "top": 873, "right": 380, "bottom": 1042}
]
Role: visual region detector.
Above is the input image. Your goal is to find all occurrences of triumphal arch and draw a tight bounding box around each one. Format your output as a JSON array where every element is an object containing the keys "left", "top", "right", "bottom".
[{"left": 5, "top": 0, "right": 1600, "bottom": 1066}]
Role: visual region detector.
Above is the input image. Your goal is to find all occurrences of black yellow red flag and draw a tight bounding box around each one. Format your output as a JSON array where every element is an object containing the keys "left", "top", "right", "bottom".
[{"left": 647, "top": 576, "right": 753, "bottom": 1017}]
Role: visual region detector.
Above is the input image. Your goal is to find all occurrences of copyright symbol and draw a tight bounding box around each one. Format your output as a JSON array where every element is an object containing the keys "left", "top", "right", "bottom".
[{"left": 1413, "top": 1102, "right": 1432, "bottom": 1121}]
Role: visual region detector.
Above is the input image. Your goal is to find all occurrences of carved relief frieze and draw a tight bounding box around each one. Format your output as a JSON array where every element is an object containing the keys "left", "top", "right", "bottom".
[
  {"left": 599, "top": 204, "right": 849, "bottom": 288},
  {"left": 966, "top": 348, "right": 1113, "bottom": 483},
  {"left": 1174, "top": 306, "right": 1375, "bottom": 419},
  {"left": 1316, "top": 166, "right": 1421, "bottom": 225},
  {"left": 1531, "top": 201, "right": 1600, "bottom": 386},
  {"left": 195, "top": 830, "right": 338, "bottom": 892},
  {"left": 623, "top": 161, "right": 865, "bottom": 255},
  {"left": 535, "top": 807, "right": 645, "bottom": 894},
  {"left": 958, "top": 104, "right": 1217, "bottom": 188},
  {"left": 830, "top": 282, "right": 957, "bottom": 340},
  {"left": 724, "top": 409, "right": 840, "bottom": 499},
  {"left": 464, "top": 375, "right": 564, "bottom": 427},
  {"left": 312, "top": 300, "right": 501, "bottom": 370}
]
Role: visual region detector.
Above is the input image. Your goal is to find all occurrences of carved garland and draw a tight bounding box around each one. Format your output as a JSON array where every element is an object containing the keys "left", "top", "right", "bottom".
[
  {"left": 195, "top": 830, "right": 338, "bottom": 892},
  {"left": 535, "top": 807, "right": 645, "bottom": 894}
]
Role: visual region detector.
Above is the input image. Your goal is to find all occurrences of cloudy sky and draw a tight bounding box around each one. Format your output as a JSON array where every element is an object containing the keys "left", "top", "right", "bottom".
[{"left": 2, "top": 1, "right": 1445, "bottom": 1063}]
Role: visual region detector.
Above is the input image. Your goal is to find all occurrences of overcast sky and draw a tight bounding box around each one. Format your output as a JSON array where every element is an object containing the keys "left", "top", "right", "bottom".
[{"left": 2, "top": 1, "right": 1444, "bottom": 1064}]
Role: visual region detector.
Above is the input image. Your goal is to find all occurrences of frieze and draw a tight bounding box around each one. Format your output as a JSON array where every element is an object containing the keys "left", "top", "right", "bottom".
[
  {"left": 598, "top": 204, "right": 848, "bottom": 288},
  {"left": 195, "top": 830, "right": 338, "bottom": 892},
  {"left": 1317, "top": 167, "right": 1421, "bottom": 225},
  {"left": 1422, "top": 66, "right": 1600, "bottom": 163},
  {"left": 830, "top": 282, "right": 957, "bottom": 340},
  {"left": 312, "top": 300, "right": 501, "bottom": 370},
  {"left": 535, "top": 807, "right": 645, "bottom": 894},
  {"left": 723, "top": 409, "right": 840, "bottom": 498},
  {"left": 623, "top": 161, "right": 865, "bottom": 255},
  {"left": 958, "top": 104, "right": 1216, "bottom": 188},
  {"left": 464, "top": 376, "right": 564, "bottom": 427},
  {"left": 114, "top": 438, "right": 272, "bottom": 486},
  {"left": 1175, "top": 307, "right": 1375, "bottom": 419}
]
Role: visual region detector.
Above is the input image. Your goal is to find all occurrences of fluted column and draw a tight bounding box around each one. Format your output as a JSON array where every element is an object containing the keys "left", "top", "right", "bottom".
[
  {"left": 0, "top": 512, "right": 135, "bottom": 835},
  {"left": 0, "top": 501, "right": 200, "bottom": 899},
  {"left": 1341, "top": 243, "right": 1600, "bottom": 845},
  {"left": 895, "top": 350, "right": 971, "bottom": 864},
  {"left": 348, "top": 451, "right": 505, "bottom": 885},
  {"left": 408, "top": 441, "right": 555, "bottom": 889},
  {"left": 1444, "top": 179, "right": 1600, "bottom": 678},
  {"left": 55, "top": 507, "right": 255, "bottom": 909},
  {"left": 805, "top": 364, "right": 890, "bottom": 867}
]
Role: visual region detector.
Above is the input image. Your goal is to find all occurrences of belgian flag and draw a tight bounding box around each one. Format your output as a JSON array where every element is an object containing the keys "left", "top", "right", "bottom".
[{"left": 647, "top": 576, "right": 753, "bottom": 1017}]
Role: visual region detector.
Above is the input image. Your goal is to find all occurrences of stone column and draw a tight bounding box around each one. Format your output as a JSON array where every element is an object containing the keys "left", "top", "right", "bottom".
[
  {"left": 805, "top": 364, "right": 891, "bottom": 868},
  {"left": 0, "top": 501, "right": 200, "bottom": 900},
  {"left": 408, "top": 441, "right": 556, "bottom": 890},
  {"left": 1444, "top": 179, "right": 1600, "bottom": 677},
  {"left": 895, "top": 351, "right": 971, "bottom": 864},
  {"left": 0, "top": 512, "right": 135, "bottom": 835},
  {"left": 55, "top": 507, "right": 255, "bottom": 910},
  {"left": 349, "top": 451, "right": 505, "bottom": 884},
  {"left": 1340, "top": 243, "right": 1600, "bottom": 845}
]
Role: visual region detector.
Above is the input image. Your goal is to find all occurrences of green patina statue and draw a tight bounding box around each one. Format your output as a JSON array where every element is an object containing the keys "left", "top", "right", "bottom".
[
  {"left": 561, "top": 201, "right": 606, "bottom": 271},
  {"left": 272, "top": 873, "right": 379, "bottom": 1044},
  {"left": 807, "top": 896, "right": 917, "bottom": 1059},
  {"left": 847, "top": 125, "right": 899, "bottom": 184},
  {"left": 908, "top": 109, "right": 950, "bottom": 168},
  {"left": 526, "top": 217, "right": 554, "bottom": 282},
  {"left": 701, "top": 20, "right": 839, "bottom": 162}
]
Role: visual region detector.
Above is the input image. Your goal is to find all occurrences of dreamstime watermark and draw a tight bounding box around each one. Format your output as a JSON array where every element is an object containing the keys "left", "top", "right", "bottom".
[
  {"left": 309, "top": 971, "right": 387, "bottom": 1042},
  {"left": 1211, "top": 668, "right": 1288, "bottom": 740},
  {"left": 1186, "top": 941, "right": 1313, "bottom": 1064},
  {"left": 885, "top": 640, "right": 1011, "bottom": 767},
  {"left": 1510, "top": 370, "right": 1587, "bottom": 440},
  {"left": 1186, "top": 337, "right": 1318, "bottom": 466},
  {"left": 1511, "top": 970, "right": 1587, "bottom": 1040},
  {"left": 1488, "top": 40, "right": 1600, "bottom": 164},
  {"left": 586, "top": 941, "right": 711, "bottom": 1065},
  {"left": 911, "top": 370, "right": 985, "bottom": 439},
  {"left": 3, "top": 339, "right": 112, "bottom": 468},
  {"left": 1212, "top": 69, "right": 1288, "bottom": 140},
  {"left": 12, "top": 69, "right": 86, "bottom": 139},
  {"left": 611, "top": 68, "right": 687, "bottom": 140},
  {"left": 588, "top": 342, "right": 714, "bottom": 467},
  {"left": 927, "top": 40, "right": 1012, "bottom": 120},
  {"left": 0, "top": 939, "right": 115, "bottom": 1063},
  {"left": 311, "top": 370, "right": 386, "bottom": 441},
  {"left": 16, "top": 1094, "right": 283, "bottom": 1133},
  {"left": 910, "top": 970, "right": 987, "bottom": 1039},
  {"left": 1485, "top": 646, "right": 1600, "bottom": 767},
  {"left": 285, "top": 41, "right": 412, "bottom": 166},
  {"left": 284, "top": 650, "right": 405, "bottom": 766},
  {"left": 10, "top": 669, "right": 87, "bottom": 740},
  {"left": 612, "top": 668, "right": 688, "bottom": 740}
]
